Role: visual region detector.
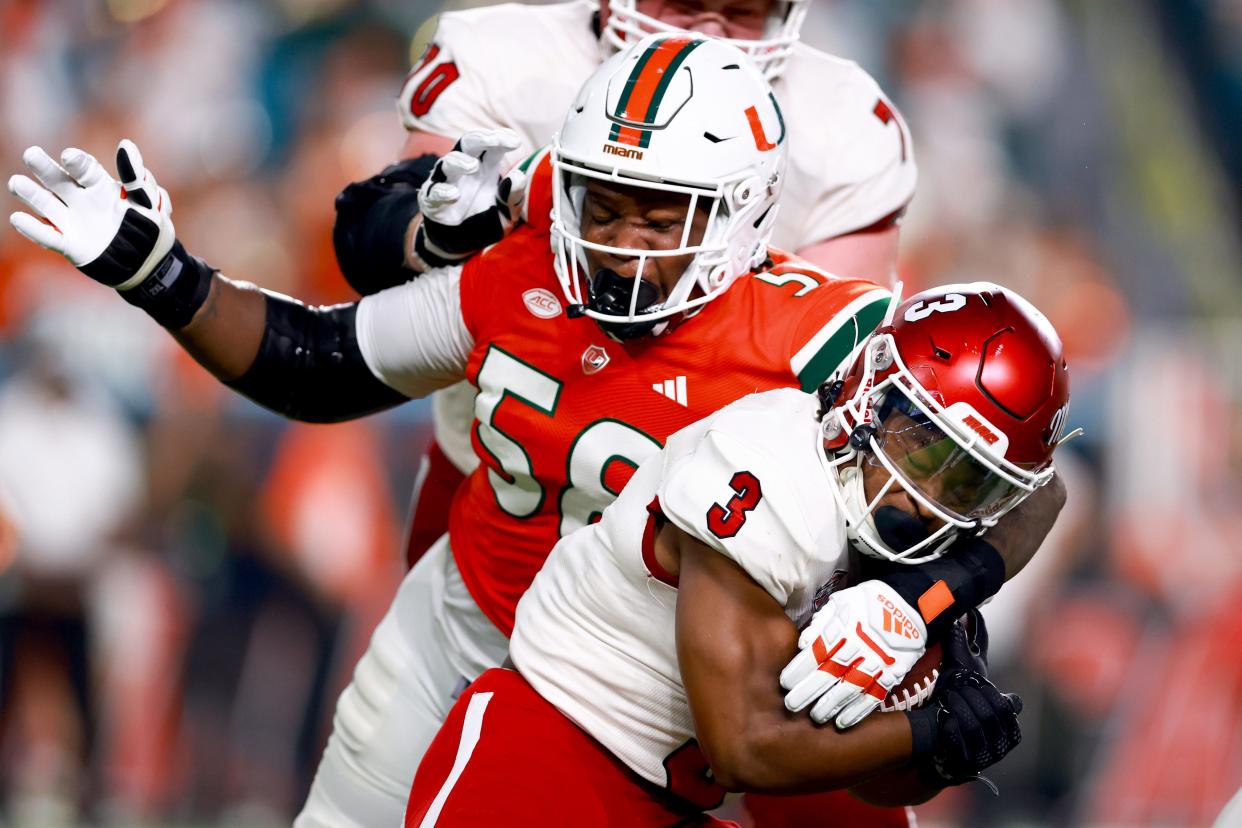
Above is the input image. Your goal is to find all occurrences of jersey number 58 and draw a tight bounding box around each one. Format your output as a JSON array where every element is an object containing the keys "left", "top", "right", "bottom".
[{"left": 474, "top": 346, "right": 661, "bottom": 534}]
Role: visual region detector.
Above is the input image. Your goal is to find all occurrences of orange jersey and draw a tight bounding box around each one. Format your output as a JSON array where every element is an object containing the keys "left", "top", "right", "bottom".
[{"left": 451, "top": 226, "right": 889, "bottom": 635}]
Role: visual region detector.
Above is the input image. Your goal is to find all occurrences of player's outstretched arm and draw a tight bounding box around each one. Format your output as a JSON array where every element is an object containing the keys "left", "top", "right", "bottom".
[
  {"left": 9, "top": 141, "right": 410, "bottom": 423},
  {"left": 795, "top": 224, "right": 902, "bottom": 286}
]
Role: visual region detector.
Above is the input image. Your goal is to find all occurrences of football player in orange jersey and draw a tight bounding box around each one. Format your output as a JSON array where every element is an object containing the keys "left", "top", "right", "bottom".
[
  {"left": 353, "top": 5, "right": 921, "bottom": 822},
  {"left": 341, "top": 0, "right": 916, "bottom": 582},
  {"left": 9, "top": 33, "right": 1060, "bottom": 828}
]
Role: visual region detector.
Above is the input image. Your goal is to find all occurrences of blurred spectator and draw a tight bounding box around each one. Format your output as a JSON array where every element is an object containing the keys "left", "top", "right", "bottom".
[
  {"left": 0, "top": 322, "right": 144, "bottom": 824},
  {"left": 0, "top": 489, "right": 17, "bottom": 573}
]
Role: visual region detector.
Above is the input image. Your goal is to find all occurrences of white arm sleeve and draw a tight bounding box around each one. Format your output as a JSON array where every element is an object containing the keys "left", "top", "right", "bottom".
[{"left": 355, "top": 264, "right": 473, "bottom": 399}]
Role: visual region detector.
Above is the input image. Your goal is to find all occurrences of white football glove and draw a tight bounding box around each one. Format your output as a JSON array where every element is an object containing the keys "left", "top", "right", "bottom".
[
  {"left": 411, "top": 128, "right": 526, "bottom": 269},
  {"left": 781, "top": 579, "right": 928, "bottom": 729},
  {"left": 9, "top": 139, "right": 174, "bottom": 290}
]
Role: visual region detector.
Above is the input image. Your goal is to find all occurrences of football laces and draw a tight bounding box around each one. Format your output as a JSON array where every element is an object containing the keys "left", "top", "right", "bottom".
[{"left": 879, "top": 667, "right": 940, "bottom": 713}]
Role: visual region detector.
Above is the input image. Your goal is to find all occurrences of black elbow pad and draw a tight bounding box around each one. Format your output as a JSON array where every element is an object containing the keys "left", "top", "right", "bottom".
[
  {"left": 333, "top": 154, "right": 440, "bottom": 296},
  {"left": 226, "top": 294, "right": 408, "bottom": 423}
]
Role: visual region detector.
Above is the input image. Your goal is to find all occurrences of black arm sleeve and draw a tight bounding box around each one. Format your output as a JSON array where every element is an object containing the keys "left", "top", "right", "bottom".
[
  {"left": 866, "top": 537, "right": 1006, "bottom": 642},
  {"left": 225, "top": 293, "right": 409, "bottom": 423},
  {"left": 332, "top": 154, "right": 440, "bottom": 296}
]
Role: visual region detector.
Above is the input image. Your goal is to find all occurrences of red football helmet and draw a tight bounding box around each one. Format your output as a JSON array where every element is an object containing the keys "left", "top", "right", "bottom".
[{"left": 819, "top": 282, "right": 1072, "bottom": 563}]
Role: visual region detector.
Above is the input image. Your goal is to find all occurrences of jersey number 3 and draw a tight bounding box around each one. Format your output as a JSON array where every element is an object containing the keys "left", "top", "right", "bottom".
[{"left": 706, "top": 471, "right": 763, "bottom": 539}]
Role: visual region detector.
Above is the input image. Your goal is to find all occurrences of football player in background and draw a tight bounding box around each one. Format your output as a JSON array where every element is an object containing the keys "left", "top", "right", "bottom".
[
  {"left": 8, "top": 34, "right": 1057, "bottom": 828},
  {"left": 335, "top": 0, "right": 917, "bottom": 572},
  {"left": 405, "top": 282, "right": 1068, "bottom": 826}
]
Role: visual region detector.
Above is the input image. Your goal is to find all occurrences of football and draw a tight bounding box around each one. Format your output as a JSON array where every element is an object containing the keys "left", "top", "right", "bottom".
[{"left": 880, "top": 639, "right": 942, "bottom": 713}]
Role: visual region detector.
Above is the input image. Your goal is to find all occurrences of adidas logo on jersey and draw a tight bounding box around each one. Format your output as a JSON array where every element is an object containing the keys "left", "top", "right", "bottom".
[{"left": 652, "top": 376, "right": 688, "bottom": 407}]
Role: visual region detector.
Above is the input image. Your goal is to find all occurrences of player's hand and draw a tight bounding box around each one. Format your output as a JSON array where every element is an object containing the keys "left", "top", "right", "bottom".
[
  {"left": 780, "top": 580, "right": 928, "bottom": 729},
  {"left": 9, "top": 140, "right": 174, "bottom": 290},
  {"left": 906, "top": 668, "right": 1022, "bottom": 788},
  {"left": 411, "top": 128, "right": 525, "bottom": 269},
  {"left": 943, "top": 608, "right": 990, "bottom": 677}
]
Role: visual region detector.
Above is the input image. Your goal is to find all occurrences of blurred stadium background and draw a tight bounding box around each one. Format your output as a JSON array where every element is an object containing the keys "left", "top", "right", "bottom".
[{"left": 0, "top": 0, "right": 1240, "bottom": 825}]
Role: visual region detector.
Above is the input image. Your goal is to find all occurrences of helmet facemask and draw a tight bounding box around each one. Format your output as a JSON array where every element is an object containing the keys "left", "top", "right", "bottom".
[
  {"left": 601, "top": 0, "right": 810, "bottom": 80},
  {"left": 551, "top": 151, "right": 780, "bottom": 340},
  {"left": 550, "top": 32, "right": 787, "bottom": 340},
  {"left": 818, "top": 333, "right": 1057, "bottom": 564}
]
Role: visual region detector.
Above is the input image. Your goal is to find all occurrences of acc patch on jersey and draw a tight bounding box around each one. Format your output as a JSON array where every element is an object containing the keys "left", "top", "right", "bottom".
[{"left": 522, "top": 288, "right": 562, "bottom": 319}]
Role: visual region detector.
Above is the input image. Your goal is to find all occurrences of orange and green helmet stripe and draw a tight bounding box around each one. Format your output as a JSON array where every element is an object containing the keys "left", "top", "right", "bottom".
[{"left": 609, "top": 35, "right": 706, "bottom": 149}]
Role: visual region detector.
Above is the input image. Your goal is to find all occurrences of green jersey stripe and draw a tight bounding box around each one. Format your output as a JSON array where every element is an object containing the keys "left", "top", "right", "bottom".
[
  {"left": 518, "top": 146, "right": 551, "bottom": 223},
  {"left": 793, "top": 290, "right": 891, "bottom": 392},
  {"left": 768, "top": 92, "right": 787, "bottom": 145},
  {"left": 517, "top": 146, "right": 546, "bottom": 173}
]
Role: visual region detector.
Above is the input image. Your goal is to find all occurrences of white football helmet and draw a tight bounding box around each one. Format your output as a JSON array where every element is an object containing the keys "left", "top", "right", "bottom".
[
  {"left": 602, "top": 0, "right": 810, "bottom": 80},
  {"left": 551, "top": 32, "right": 787, "bottom": 339}
]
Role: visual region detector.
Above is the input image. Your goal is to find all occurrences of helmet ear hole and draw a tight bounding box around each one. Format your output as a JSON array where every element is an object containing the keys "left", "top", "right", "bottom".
[
  {"left": 870, "top": 337, "right": 894, "bottom": 371},
  {"left": 848, "top": 424, "right": 876, "bottom": 450},
  {"left": 732, "top": 176, "right": 762, "bottom": 208}
]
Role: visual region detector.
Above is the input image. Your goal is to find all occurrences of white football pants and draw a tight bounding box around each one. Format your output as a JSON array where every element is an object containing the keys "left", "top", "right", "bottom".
[{"left": 294, "top": 536, "right": 508, "bottom": 828}]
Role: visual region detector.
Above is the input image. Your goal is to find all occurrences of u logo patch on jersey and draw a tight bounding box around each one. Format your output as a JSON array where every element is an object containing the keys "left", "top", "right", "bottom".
[{"left": 582, "top": 344, "right": 609, "bottom": 375}]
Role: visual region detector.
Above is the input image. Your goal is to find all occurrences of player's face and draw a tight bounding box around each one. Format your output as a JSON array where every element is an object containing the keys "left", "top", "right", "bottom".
[
  {"left": 633, "top": 0, "right": 775, "bottom": 40},
  {"left": 860, "top": 408, "right": 950, "bottom": 536},
  {"left": 579, "top": 180, "right": 711, "bottom": 301}
]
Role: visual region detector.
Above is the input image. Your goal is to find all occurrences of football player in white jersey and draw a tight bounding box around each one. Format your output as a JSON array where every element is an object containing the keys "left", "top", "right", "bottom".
[
  {"left": 332, "top": 0, "right": 919, "bottom": 573},
  {"left": 406, "top": 282, "right": 1069, "bottom": 825}
]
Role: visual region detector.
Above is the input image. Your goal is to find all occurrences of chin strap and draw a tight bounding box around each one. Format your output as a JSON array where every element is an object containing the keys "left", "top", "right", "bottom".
[{"left": 567, "top": 268, "right": 663, "bottom": 340}]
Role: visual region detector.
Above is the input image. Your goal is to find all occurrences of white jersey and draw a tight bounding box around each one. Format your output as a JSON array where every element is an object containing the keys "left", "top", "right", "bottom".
[
  {"left": 399, "top": 1, "right": 916, "bottom": 249},
  {"left": 509, "top": 387, "right": 848, "bottom": 790},
  {"left": 398, "top": 1, "right": 917, "bottom": 474}
]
